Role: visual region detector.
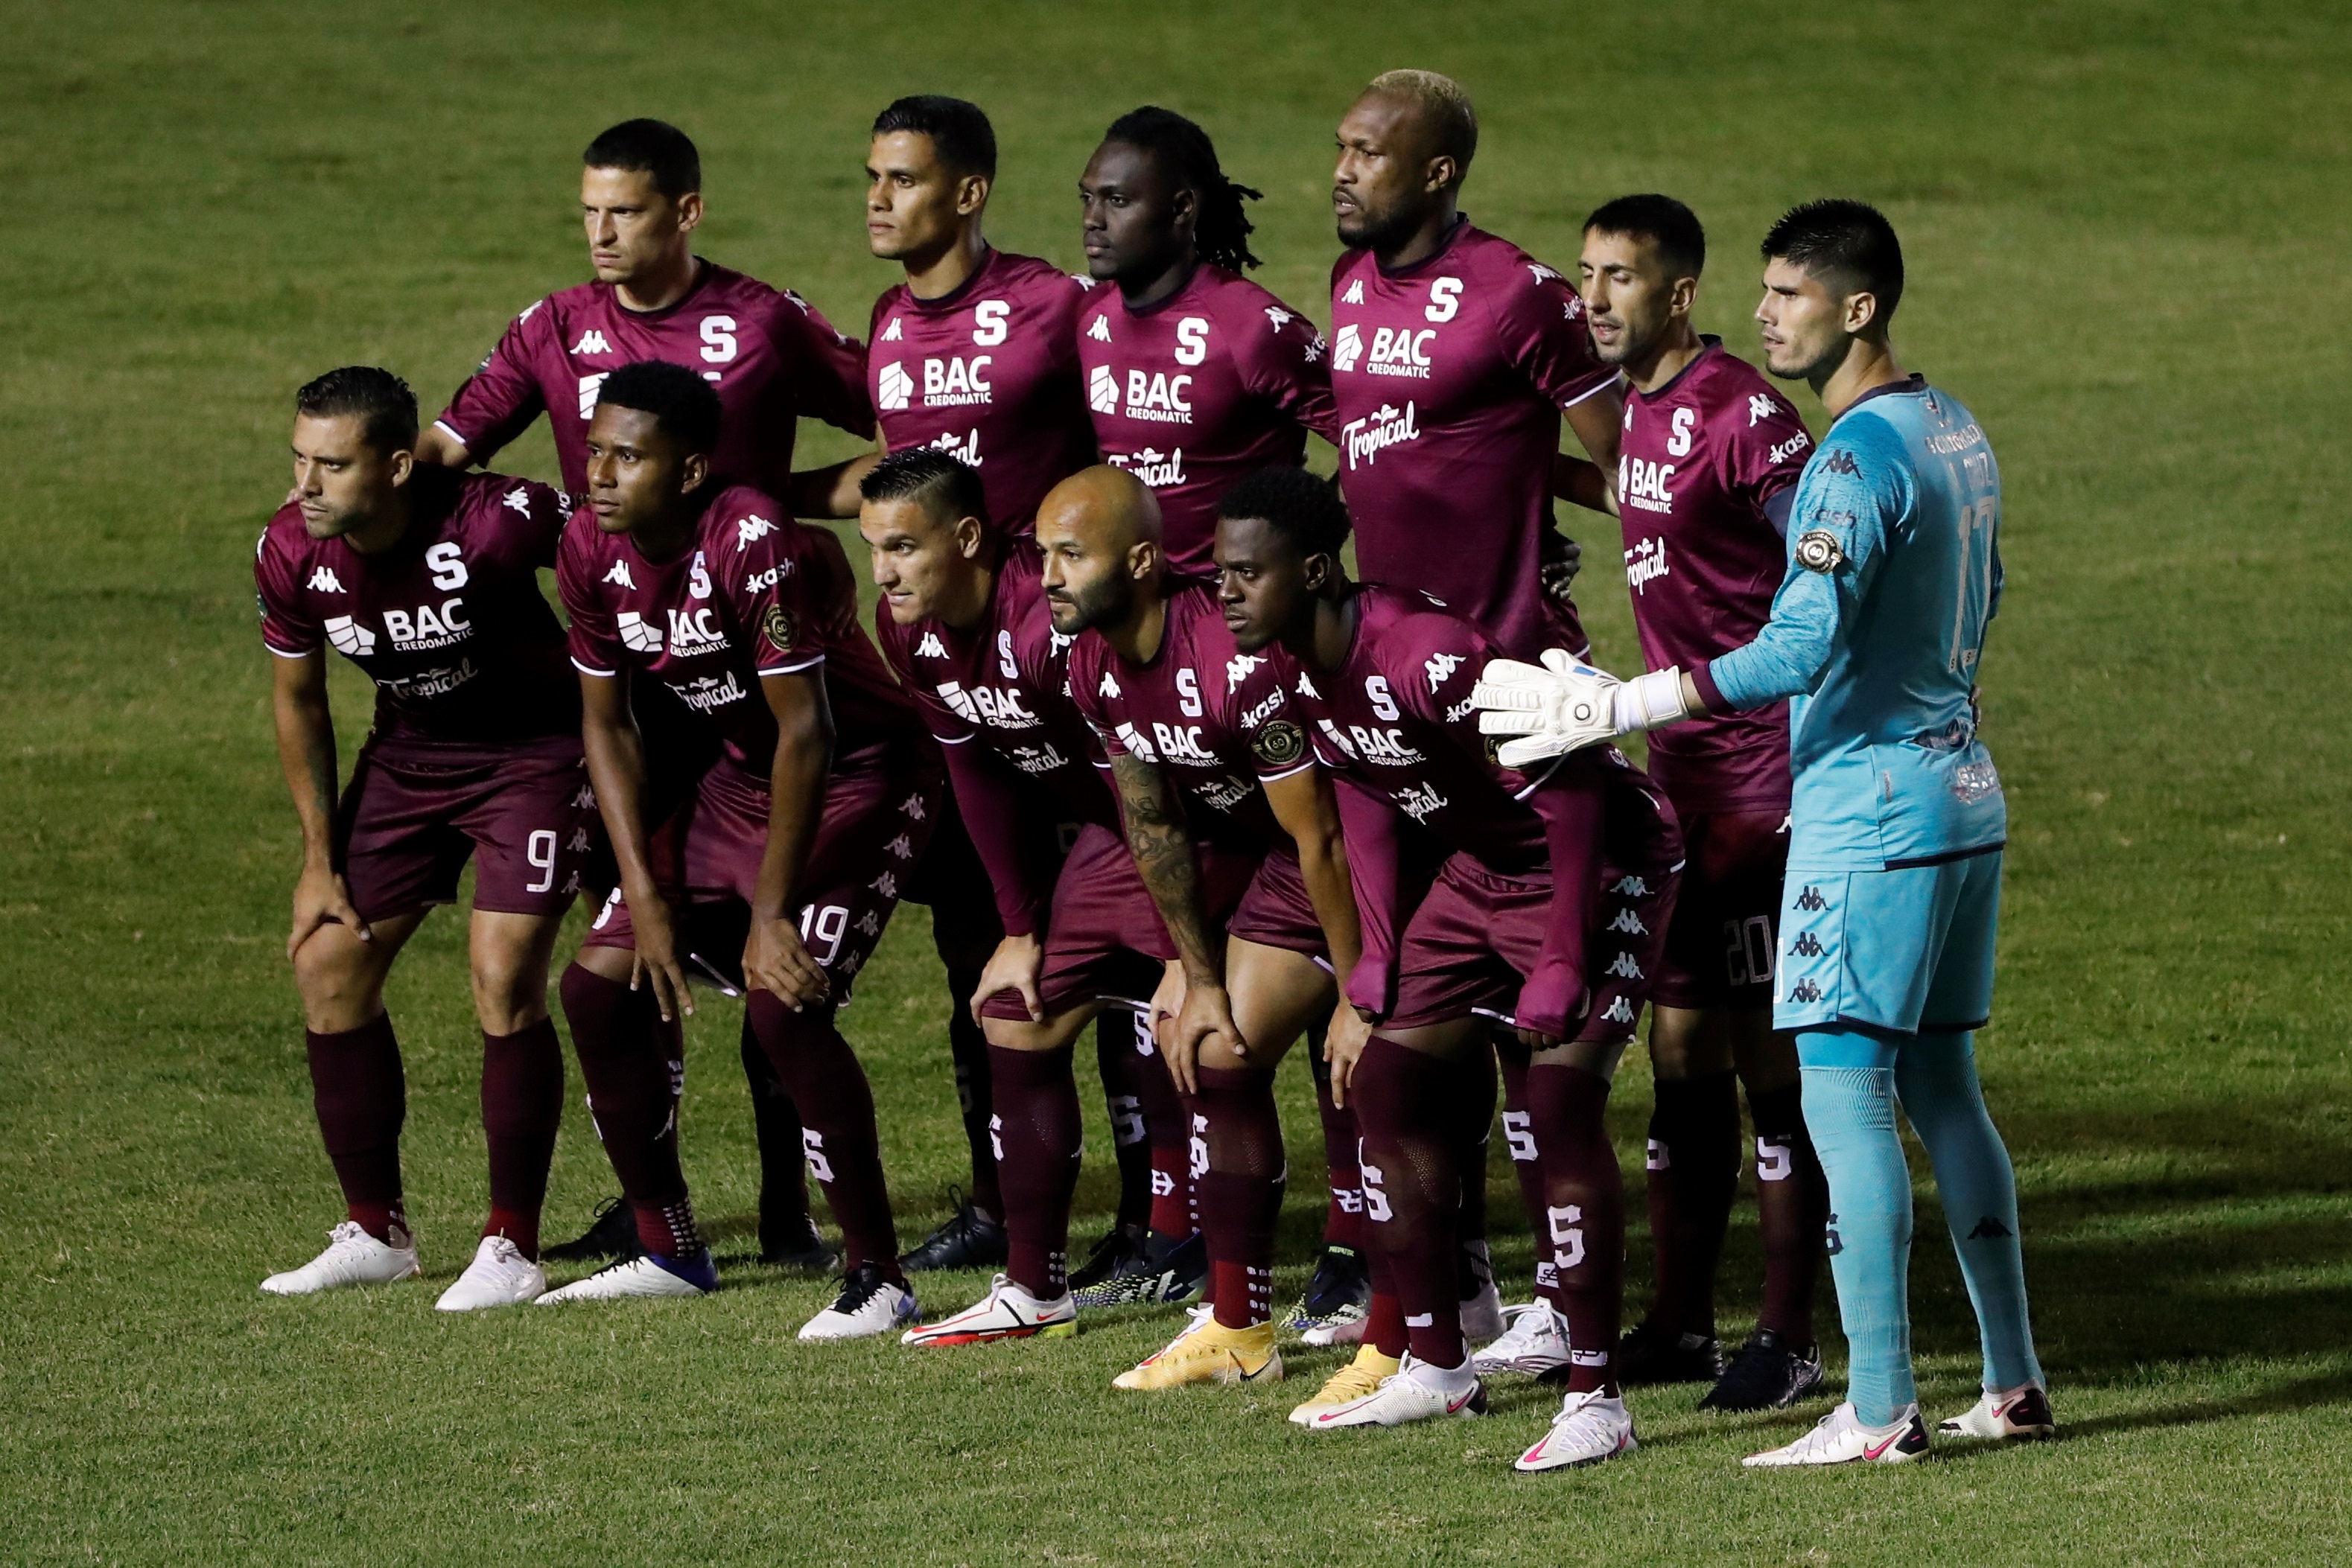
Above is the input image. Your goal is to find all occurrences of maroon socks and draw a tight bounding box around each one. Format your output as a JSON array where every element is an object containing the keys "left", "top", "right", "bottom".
[
  {"left": 1096, "top": 1019, "right": 1155, "bottom": 1232},
  {"left": 739, "top": 1018, "right": 813, "bottom": 1238},
  {"left": 557, "top": 963, "right": 699, "bottom": 1258},
  {"left": 746, "top": 991, "right": 901, "bottom": 1280},
  {"left": 1353, "top": 1038, "right": 1465, "bottom": 1368},
  {"left": 1749, "top": 1081, "right": 1829, "bottom": 1344},
  {"left": 480, "top": 1018, "right": 563, "bottom": 1258},
  {"left": 305, "top": 1014, "right": 407, "bottom": 1243},
  {"left": 1644, "top": 1069, "right": 1741, "bottom": 1340},
  {"left": 1310, "top": 1042, "right": 1365, "bottom": 1250},
  {"left": 946, "top": 957, "right": 1005, "bottom": 1221},
  {"left": 1528, "top": 1062, "right": 1626, "bottom": 1395},
  {"left": 987, "top": 1043, "right": 1083, "bottom": 1297},
  {"left": 1498, "top": 1047, "right": 1551, "bottom": 1298},
  {"left": 1195, "top": 1065, "right": 1285, "bottom": 1329},
  {"left": 1134, "top": 1033, "right": 1193, "bottom": 1238}
]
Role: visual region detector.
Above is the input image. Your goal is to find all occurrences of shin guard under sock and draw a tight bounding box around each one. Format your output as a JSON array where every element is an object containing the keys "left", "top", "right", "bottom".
[
  {"left": 1353, "top": 1039, "right": 1464, "bottom": 1368},
  {"left": 1897, "top": 1032, "right": 2043, "bottom": 1393},
  {"left": 1528, "top": 1062, "right": 1625, "bottom": 1395},
  {"left": 740, "top": 1017, "right": 812, "bottom": 1234},
  {"left": 1134, "top": 1027, "right": 1192, "bottom": 1237},
  {"left": 746, "top": 992, "right": 900, "bottom": 1278},
  {"left": 1309, "top": 1039, "right": 1365, "bottom": 1250},
  {"left": 947, "top": 959, "right": 1003, "bottom": 1220},
  {"left": 1195, "top": 1065, "right": 1285, "bottom": 1328},
  {"left": 1644, "top": 1070, "right": 1739, "bottom": 1339},
  {"left": 1498, "top": 1046, "right": 1553, "bottom": 1304},
  {"left": 480, "top": 1018, "right": 563, "bottom": 1258},
  {"left": 1748, "top": 1080, "right": 1828, "bottom": 1343},
  {"left": 306, "top": 1015, "right": 407, "bottom": 1242},
  {"left": 986, "top": 1043, "right": 1082, "bottom": 1298},
  {"left": 1798, "top": 1057, "right": 1916, "bottom": 1424},
  {"left": 1096, "top": 1017, "right": 1156, "bottom": 1233},
  {"left": 559, "top": 963, "right": 693, "bottom": 1255}
]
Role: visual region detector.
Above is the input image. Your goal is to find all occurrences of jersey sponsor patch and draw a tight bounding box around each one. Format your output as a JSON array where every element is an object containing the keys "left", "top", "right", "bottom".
[
  {"left": 1251, "top": 718, "right": 1308, "bottom": 768},
  {"left": 1794, "top": 529, "right": 1846, "bottom": 573},
  {"left": 763, "top": 604, "right": 797, "bottom": 654}
]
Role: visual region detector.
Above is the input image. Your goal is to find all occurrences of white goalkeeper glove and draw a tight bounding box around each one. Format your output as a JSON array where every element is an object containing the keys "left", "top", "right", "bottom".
[{"left": 1472, "top": 652, "right": 1694, "bottom": 766}]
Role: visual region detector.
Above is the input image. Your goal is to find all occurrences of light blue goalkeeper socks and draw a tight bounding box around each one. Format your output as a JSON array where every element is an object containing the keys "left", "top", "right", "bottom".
[
  {"left": 1796, "top": 1037, "right": 1916, "bottom": 1426},
  {"left": 1898, "top": 1031, "right": 2043, "bottom": 1393}
]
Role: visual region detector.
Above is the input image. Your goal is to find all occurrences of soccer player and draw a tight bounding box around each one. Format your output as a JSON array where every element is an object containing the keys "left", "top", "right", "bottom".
[
  {"left": 413, "top": 118, "right": 868, "bottom": 1270},
  {"left": 1215, "top": 466, "right": 1679, "bottom": 1466},
  {"left": 1046, "top": 466, "right": 1368, "bottom": 1389},
  {"left": 861, "top": 450, "right": 1187, "bottom": 1341},
  {"left": 851, "top": 95, "right": 1110, "bottom": 1270},
  {"left": 547, "top": 362, "right": 944, "bottom": 1341},
  {"left": 1075, "top": 107, "right": 1338, "bottom": 573},
  {"left": 1546, "top": 194, "right": 1833, "bottom": 1411},
  {"left": 255, "top": 367, "right": 589, "bottom": 1310},
  {"left": 1475, "top": 201, "right": 2050, "bottom": 1464}
]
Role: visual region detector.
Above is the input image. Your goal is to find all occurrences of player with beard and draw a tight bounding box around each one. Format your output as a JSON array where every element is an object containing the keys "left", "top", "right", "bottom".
[
  {"left": 545, "top": 362, "right": 944, "bottom": 1340},
  {"left": 843, "top": 96, "right": 1121, "bottom": 1273},
  {"left": 255, "top": 368, "right": 590, "bottom": 1310},
  {"left": 1488, "top": 194, "right": 1828, "bottom": 1411},
  {"left": 1326, "top": 67, "right": 1626, "bottom": 1333},
  {"left": 859, "top": 450, "right": 1189, "bottom": 1341},
  {"left": 1075, "top": 108, "right": 1337, "bottom": 573},
  {"left": 1043, "top": 467, "right": 1371, "bottom": 1389},
  {"left": 1215, "top": 466, "right": 1679, "bottom": 1469}
]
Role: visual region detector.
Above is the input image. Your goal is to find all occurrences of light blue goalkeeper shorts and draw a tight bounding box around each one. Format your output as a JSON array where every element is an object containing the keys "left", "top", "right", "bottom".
[{"left": 1773, "top": 847, "right": 2001, "bottom": 1035}]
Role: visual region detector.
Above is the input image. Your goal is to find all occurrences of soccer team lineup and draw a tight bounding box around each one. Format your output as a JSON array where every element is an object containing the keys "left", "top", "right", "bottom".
[{"left": 261, "top": 68, "right": 2046, "bottom": 1472}]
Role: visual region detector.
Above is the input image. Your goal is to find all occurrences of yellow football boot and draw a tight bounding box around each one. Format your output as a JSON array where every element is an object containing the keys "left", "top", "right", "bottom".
[
  {"left": 1113, "top": 1316, "right": 1283, "bottom": 1389},
  {"left": 1287, "top": 1344, "right": 1402, "bottom": 1425}
]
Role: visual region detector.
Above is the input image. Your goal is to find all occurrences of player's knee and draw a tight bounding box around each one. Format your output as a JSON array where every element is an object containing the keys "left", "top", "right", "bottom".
[
  {"left": 293, "top": 937, "right": 387, "bottom": 1030},
  {"left": 982, "top": 1007, "right": 1089, "bottom": 1054},
  {"left": 1647, "top": 1004, "right": 1731, "bottom": 1079}
]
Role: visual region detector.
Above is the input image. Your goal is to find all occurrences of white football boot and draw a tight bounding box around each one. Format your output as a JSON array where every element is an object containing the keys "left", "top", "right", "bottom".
[
  {"left": 901, "top": 1273, "right": 1076, "bottom": 1347},
  {"left": 1459, "top": 1240, "right": 1506, "bottom": 1344},
  {"left": 1938, "top": 1382, "right": 2056, "bottom": 1441},
  {"left": 434, "top": 1235, "right": 547, "bottom": 1311},
  {"left": 1298, "top": 1351, "right": 1489, "bottom": 1430},
  {"left": 798, "top": 1262, "right": 919, "bottom": 1342},
  {"left": 1744, "top": 1400, "right": 1931, "bottom": 1467},
  {"left": 260, "top": 1221, "right": 420, "bottom": 1295},
  {"left": 1473, "top": 1302, "right": 1573, "bottom": 1377},
  {"left": 534, "top": 1249, "right": 716, "bottom": 1304},
  {"left": 1515, "top": 1388, "right": 1639, "bottom": 1472}
]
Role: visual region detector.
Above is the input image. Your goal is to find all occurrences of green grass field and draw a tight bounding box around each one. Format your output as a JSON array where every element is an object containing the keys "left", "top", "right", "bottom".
[{"left": 6, "top": 1, "right": 2351, "bottom": 1561}]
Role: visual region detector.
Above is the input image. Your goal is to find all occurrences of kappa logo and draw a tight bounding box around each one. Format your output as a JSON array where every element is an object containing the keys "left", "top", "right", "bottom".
[
  {"left": 602, "top": 560, "right": 635, "bottom": 590},
  {"left": 735, "top": 514, "right": 775, "bottom": 549},
  {"left": 870, "top": 870, "right": 897, "bottom": 899},
  {"left": 1424, "top": 651, "right": 1463, "bottom": 692},
  {"left": 1340, "top": 278, "right": 1364, "bottom": 305},
  {"left": 1789, "top": 931, "right": 1825, "bottom": 958},
  {"left": 576, "top": 372, "right": 608, "bottom": 420},
  {"left": 322, "top": 616, "right": 376, "bottom": 656},
  {"left": 915, "top": 631, "right": 947, "bottom": 659},
  {"left": 570, "top": 330, "right": 611, "bottom": 356},
  {"left": 1098, "top": 670, "right": 1120, "bottom": 699},
  {"left": 854, "top": 910, "right": 882, "bottom": 937},
  {"left": 1086, "top": 314, "right": 1113, "bottom": 343},
  {"left": 1747, "top": 392, "right": 1778, "bottom": 427},
  {"left": 306, "top": 567, "right": 346, "bottom": 593},
  {"left": 1819, "top": 447, "right": 1860, "bottom": 476},
  {"left": 1610, "top": 876, "right": 1650, "bottom": 896},
  {"left": 615, "top": 611, "right": 663, "bottom": 653},
  {"left": 880, "top": 317, "right": 903, "bottom": 342},
  {"left": 1087, "top": 363, "right": 1119, "bottom": 414},
  {"left": 1397, "top": 782, "right": 1448, "bottom": 823},
  {"left": 1606, "top": 952, "right": 1644, "bottom": 980},
  {"left": 1967, "top": 1216, "right": 2014, "bottom": 1240},
  {"left": 1526, "top": 263, "right": 1563, "bottom": 285},
  {"left": 885, "top": 833, "right": 915, "bottom": 861},
  {"left": 900, "top": 793, "right": 927, "bottom": 820},
  {"left": 876, "top": 360, "right": 915, "bottom": 411},
  {"left": 1224, "top": 652, "right": 1265, "bottom": 692},
  {"left": 1607, "top": 908, "right": 1649, "bottom": 936},
  {"left": 1789, "top": 978, "right": 1824, "bottom": 1002},
  {"left": 1601, "top": 995, "right": 1636, "bottom": 1024},
  {"left": 1294, "top": 671, "right": 1319, "bottom": 699},
  {"left": 1795, "top": 885, "right": 1827, "bottom": 912},
  {"left": 1331, "top": 323, "right": 1364, "bottom": 373},
  {"left": 502, "top": 486, "right": 534, "bottom": 517},
  {"left": 1265, "top": 306, "right": 1294, "bottom": 330}
]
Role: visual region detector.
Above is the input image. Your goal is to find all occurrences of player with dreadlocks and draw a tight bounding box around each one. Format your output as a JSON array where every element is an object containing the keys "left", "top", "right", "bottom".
[{"left": 1070, "top": 108, "right": 1370, "bottom": 1335}]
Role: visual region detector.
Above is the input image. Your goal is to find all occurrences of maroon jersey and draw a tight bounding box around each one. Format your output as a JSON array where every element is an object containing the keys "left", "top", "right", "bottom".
[
  {"left": 869, "top": 250, "right": 1096, "bottom": 533},
  {"left": 433, "top": 263, "right": 871, "bottom": 498},
  {"left": 1327, "top": 223, "right": 1617, "bottom": 658},
  {"left": 257, "top": 468, "right": 576, "bottom": 745},
  {"left": 1618, "top": 340, "right": 1812, "bottom": 810},
  {"left": 558, "top": 484, "right": 927, "bottom": 778},
  {"left": 1075, "top": 266, "right": 1337, "bottom": 573},
  {"left": 1066, "top": 581, "right": 1313, "bottom": 850}
]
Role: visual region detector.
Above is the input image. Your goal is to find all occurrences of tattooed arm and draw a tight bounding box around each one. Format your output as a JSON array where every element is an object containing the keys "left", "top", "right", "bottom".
[{"left": 1109, "top": 750, "right": 1239, "bottom": 1094}]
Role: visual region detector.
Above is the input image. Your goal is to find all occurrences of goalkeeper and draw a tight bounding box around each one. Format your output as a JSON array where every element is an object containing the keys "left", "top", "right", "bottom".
[{"left": 1476, "top": 200, "right": 2050, "bottom": 1467}]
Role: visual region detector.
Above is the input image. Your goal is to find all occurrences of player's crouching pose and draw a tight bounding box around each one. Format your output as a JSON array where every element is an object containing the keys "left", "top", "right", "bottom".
[
  {"left": 548, "top": 360, "right": 944, "bottom": 1337},
  {"left": 1475, "top": 202, "right": 2050, "bottom": 1464},
  {"left": 1218, "top": 467, "right": 1682, "bottom": 1470},
  {"left": 256, "top": 367, "right": 591, "bottom": 1310}
]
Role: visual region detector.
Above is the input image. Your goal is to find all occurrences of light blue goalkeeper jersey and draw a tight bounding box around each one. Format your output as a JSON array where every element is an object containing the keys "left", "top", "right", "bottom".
[{"left": 1702, "top": 375, "right": 2006, "bottom": 870}]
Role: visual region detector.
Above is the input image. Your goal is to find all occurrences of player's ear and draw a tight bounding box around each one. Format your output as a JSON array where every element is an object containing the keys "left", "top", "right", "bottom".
[
  {"left": 673, "top": 191, "right": 705, "bottom": 235},
  {"left": 1169, "top": 185, "right": 1198, "bottom": 243},
  {"left": 1423, "top": 154, "right": 1458, "bottom": 196},
  {"left": 956, "top": 173, "right": 991, "bottom": 218},
  {"left": 1845, "top": 289, "right": 1881, "bottom": 339},
  {"left": 387, "top": 447, "right": 414, "bottom": 488},
  {"left": 954, "top": 513, "right": 987, "bottom": 561},
  {"left": 679, "top": 450, "right": 709, "bottom": 495},
  {"left": 1671, "top": 274, "right": 1700, "bottom": 320},
  {"left": 1129, "top": 538, "right": 1160, "bottom": 581}
]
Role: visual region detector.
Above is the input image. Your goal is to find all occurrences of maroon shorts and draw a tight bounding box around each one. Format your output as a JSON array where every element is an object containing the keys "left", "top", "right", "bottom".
[
  {"left": 1386, "top": 852, "right": 1676, "bottom": 1042},
  {"left": 337, "top": 735, "right": 594, "bottom": 922},
  {"left": 582, "top": 752, "right": 945, "bottom": 1003},
  {"left": 1224, "top": 846, "right": 1331, "bottom": 960},
  {"left": 1650, "top": 805, "right": 1790, "bottom": 1010}
]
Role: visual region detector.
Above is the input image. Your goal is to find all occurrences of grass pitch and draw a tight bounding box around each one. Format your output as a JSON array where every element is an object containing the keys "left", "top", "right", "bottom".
[{"left": 5, "top": 1, "right": 2350, "bottom": 1562}]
